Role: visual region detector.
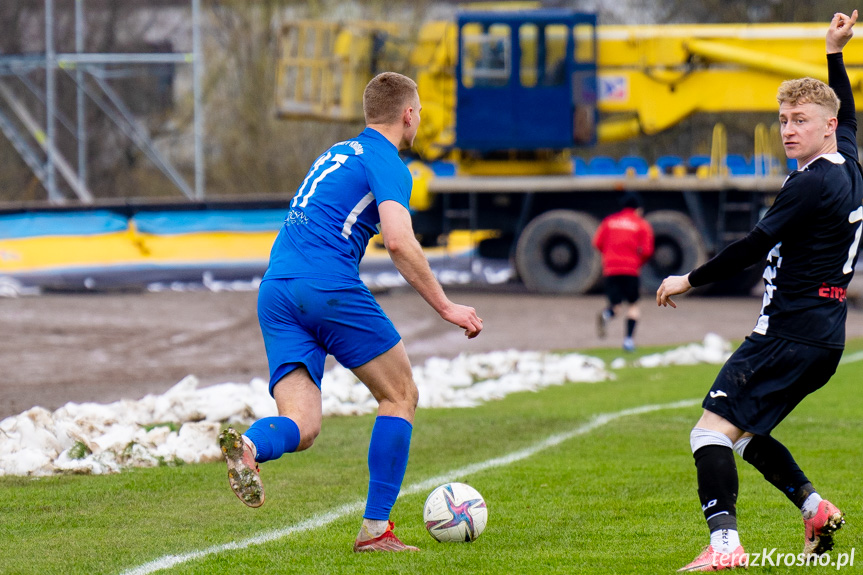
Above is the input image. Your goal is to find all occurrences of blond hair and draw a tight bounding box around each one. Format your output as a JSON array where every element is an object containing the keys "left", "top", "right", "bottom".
[
  {"left": 776, "top": 77, "right": 840, "bottom": 117},
  {"left": 362, "top": 72, "right": 418, "bottom": 125}
]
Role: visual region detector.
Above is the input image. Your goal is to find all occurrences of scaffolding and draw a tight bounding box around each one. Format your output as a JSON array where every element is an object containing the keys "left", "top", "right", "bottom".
[{"left": 0, "top": 0, "right": 205, "bottom": 204}]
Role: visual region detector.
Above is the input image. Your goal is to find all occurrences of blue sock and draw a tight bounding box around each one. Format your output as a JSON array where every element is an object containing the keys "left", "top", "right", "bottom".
[
  {"left": 364, "top": 416, "right": 413, "bottom": 520},
  {"left": 244, "top": 416, "right": 300, "bottom": 463}
]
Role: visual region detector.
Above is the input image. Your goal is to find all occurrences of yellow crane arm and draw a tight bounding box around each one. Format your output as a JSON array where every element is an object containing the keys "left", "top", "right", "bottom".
[{"left": 596, "top": 23, "right": 863, "bottom": 141}]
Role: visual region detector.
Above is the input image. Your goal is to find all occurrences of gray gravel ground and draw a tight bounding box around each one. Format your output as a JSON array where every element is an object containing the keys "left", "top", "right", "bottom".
[{"left": 4, "top": 286, "right": 863, "bottom": 419}]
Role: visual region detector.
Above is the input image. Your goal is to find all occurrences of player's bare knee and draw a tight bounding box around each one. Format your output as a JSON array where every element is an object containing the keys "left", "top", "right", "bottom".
[
  {"left": 397, "top": 380, "right": 419, "bottom": 413},
  {"left": 378, "top": 380, "right": 418, "bottom": 419},
  {"left": 296, "top": 426, "right": 320, "bottom": 451},
  {"left": 405, "top": 380, "right": 419, "bottom": 408}
]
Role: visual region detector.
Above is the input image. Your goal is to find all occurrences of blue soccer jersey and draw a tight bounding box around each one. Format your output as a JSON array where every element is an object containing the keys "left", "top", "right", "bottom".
[{"left": 264, "top": 127, "right": 412, "bottom": 283}]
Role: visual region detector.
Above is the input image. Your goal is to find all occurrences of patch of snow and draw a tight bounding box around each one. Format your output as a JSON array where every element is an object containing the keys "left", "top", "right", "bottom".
[{"left": 0, "top": 336, "right": 731, "bottom": 477}]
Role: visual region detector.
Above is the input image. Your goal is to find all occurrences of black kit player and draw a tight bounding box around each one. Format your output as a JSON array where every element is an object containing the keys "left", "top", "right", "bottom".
[{"left": 657, "top": 11, "right": 862, "bottom": 572}]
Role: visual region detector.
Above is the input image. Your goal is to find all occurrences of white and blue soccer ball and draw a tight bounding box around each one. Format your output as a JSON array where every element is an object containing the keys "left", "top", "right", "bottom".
[{"left": 423, "top": 482, "right": 488, "bottom": 542}]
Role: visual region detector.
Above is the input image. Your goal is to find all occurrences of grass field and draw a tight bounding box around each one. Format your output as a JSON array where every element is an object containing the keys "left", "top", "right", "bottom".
[{"left": 2, "top": 339, "right": 862, "bottom": 574}]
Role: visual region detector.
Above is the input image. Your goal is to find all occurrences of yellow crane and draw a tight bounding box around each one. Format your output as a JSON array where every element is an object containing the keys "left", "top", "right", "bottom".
[{"left": 274, "top": 8, "right": 863, "bottom": 294}]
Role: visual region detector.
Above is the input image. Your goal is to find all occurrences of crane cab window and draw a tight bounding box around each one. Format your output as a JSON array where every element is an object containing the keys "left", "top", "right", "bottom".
[
  {"left": 519, "top": 23, "right": 538, "bottom": 87},
  {"left": 461, "top": 23, "right": 510, "bottom": 88},
  {"left": 518, "top": 22, "right": 569, "bottom": 88},
  {"left": 573, "top": 23, "right": 595, "bottom": 63},
  {"left": 519, "top": 23, "right": 567, "bottom": 88},
  {"left": 542, "top": 24, "right": 567, "bottom": 86}
]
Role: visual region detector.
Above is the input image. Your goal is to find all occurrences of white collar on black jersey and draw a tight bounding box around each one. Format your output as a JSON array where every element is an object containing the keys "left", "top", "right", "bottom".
[{"left": 798, "top": 152, "right": 845, "bottom": 171}]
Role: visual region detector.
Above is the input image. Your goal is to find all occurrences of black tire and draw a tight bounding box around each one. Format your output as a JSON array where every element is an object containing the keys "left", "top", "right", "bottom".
[
  {"left": 642, "top": 210, "right": 707, "bottom": 292},
  {"left": 515, "top": 210, "right": 602, "bottom": 294}
]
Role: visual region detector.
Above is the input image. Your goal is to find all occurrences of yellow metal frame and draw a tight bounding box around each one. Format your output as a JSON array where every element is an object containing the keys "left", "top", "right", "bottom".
[{"left": 275, "top": 20, "right": 404, "bottom": 122}]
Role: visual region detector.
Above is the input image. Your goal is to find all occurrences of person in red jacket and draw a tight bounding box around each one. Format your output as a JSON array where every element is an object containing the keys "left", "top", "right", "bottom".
[{"left": 593, "top": 192, "right": 654, "bottom": 351}]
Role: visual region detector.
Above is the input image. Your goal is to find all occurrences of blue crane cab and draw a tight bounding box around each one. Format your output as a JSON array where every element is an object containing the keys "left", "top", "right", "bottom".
[{"left": 455, "top": 10, "right": 598, "bottom": 152}]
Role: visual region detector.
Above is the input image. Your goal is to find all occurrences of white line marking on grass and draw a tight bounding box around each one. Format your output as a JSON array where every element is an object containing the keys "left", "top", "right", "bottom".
[
  {"left": 119, "top": 398, "right": 700, "bottom": 575},
  {"left": 840, "top": 350, "right": 863, "bottom": 364},
  {"left": 398, "top": 398, "right": 700, "bottom": 497}
]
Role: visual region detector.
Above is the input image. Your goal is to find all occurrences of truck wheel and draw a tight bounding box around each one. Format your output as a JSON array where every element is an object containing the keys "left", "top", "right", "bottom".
[
  {"left": 642, "top": 210, "right": 707, "bottom": 292},
  {"left": 515, "top": 210, "right": 602, "bottom": 294}
]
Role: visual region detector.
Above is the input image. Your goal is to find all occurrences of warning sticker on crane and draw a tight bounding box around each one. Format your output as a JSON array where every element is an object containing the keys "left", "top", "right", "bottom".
[{"left": 599, "top": 75, "right": 629, "bottom": 103}]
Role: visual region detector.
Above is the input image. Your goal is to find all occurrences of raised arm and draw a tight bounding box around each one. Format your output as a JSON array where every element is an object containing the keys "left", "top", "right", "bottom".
[
  {"left": 827, "top": 10, "right": 857, "bottom": 54},
  {"left": 827, "top": 11, "right": 858, "bottom": 156},
  {"left": 378, "top": 200, "right": 483, "bottom": 338}
]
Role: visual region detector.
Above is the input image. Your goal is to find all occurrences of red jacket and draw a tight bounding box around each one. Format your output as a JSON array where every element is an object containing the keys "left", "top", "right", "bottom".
[{"left": 593, "top": 208, "right": 655, "bottom": 276}]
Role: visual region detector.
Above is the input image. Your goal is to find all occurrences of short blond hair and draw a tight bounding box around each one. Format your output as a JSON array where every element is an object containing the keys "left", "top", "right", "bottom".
[
  {"left": 362, "top": 72, "right": 418, "bottom": 125},
  {"left": 776, "top": 77, "right": 840, "bottom": 117}
]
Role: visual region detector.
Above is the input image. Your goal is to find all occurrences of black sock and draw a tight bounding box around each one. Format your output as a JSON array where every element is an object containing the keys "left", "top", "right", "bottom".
[
  {"left": 694, "top": 445, "right": 739, "bottom": 532},
  {"left": 741, "top": 435, "right": 813, "bottom": 508},
  {"left": 626, "top": 318, "right": 636, "bottom": 338}
]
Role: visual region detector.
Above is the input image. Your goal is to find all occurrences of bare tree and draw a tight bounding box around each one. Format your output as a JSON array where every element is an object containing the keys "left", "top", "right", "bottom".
[{"left": 2, "top": 0, "right": 859, "bottom": 204}]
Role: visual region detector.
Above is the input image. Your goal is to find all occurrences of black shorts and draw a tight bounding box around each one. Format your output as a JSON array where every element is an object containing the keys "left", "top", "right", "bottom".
[
  {"left": 703, "top": 333, "right": 843, "bottom": 435},
  {"left": 604, "top": 275, "right": 640, "bottom": 305}
]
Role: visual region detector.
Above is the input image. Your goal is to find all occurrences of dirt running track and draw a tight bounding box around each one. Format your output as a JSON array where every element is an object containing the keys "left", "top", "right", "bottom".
[{"left": 4, "top": 287, "right": 863, "bottom": 419}]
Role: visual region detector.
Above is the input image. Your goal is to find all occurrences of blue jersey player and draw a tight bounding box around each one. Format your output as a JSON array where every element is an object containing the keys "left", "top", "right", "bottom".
[
  {"left": 658, "top": 12, "right": 862, "bottom": 571},
  {"left": 218, "top": 72, "right": 483, "bottom": 552}
]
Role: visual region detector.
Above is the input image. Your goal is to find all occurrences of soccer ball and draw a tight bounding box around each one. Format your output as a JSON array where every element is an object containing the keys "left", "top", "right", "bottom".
[{"left": 423, "top": 482, "right": 488, "bottom": 542}]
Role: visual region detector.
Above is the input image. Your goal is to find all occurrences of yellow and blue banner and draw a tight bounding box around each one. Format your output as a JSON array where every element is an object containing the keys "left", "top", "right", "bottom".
[{"left": 0, "top": 208, "right": 499, "bottom": 291}]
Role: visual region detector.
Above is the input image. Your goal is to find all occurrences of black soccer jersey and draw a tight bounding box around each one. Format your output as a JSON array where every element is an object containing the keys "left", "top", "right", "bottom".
[{"left": 752, "top": 53, "right": 863, "bottom": 349}]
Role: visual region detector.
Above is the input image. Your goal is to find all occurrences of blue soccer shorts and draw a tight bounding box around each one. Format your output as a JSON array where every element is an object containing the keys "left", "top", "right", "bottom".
[
  {"left": 702, "top": 333, "right": 842, "bottom": 435},
  {"left": 257, "top": 277, "right": 402, "bottom": 395}
]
